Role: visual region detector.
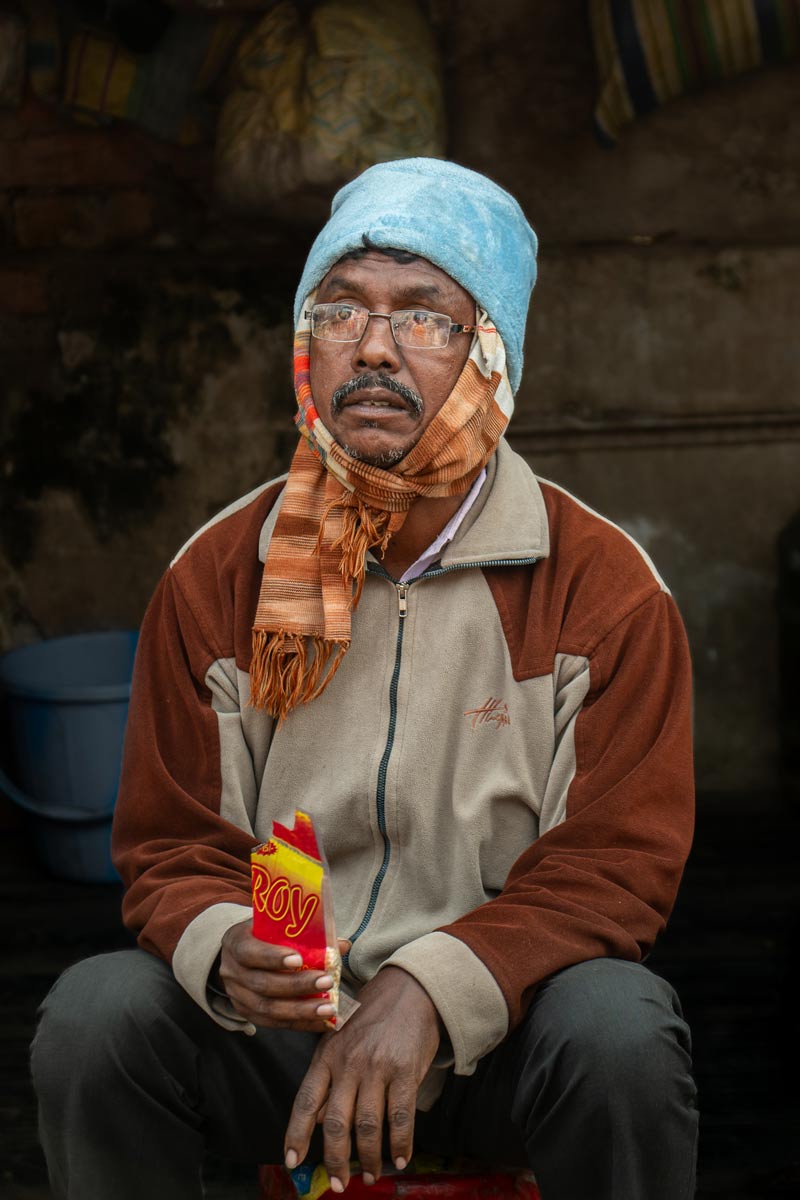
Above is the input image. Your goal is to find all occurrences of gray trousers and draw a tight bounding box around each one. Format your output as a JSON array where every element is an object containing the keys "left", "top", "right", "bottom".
[{"left": 30, "top": 950, "right": 698, "bottom": 1200}]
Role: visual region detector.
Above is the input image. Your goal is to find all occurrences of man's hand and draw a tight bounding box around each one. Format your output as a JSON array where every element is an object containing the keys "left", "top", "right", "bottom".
[
  {"left": 218, "top": 920, "right": 343, "bottom": 1031},
  {"left": 284, "top": 966, "right": 442, "bottom": 1192}
]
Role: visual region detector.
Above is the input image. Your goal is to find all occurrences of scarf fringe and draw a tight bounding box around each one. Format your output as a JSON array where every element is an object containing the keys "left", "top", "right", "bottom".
[
  {"left": 319, "top": 493, "right": 394, "bottom": 610},
  {"left": 250, "top": 629, "right": 348, "bottom": 723}
]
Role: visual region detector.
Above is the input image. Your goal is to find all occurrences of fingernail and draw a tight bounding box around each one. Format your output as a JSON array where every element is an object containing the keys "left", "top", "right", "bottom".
[
  {"left": 283, "top": 953, "right": 303, "bottom": 969},
  {"left": 285, "top": 1149, "right": 298, "bottom": 1169},
  {"left": 363, "top": 1172, "right": 375, "bottom": 1186},
  {"left": 316, "top": 1002, "right": 336, "bottom": 1016},
  {"left": 395, "top": 1157, "right": 407, "bottom": 1171},
  {"left": 315, "top": 974, "right": 334, "bottom": 989},
  {"left": 330, "top": 1177, "right": 344, "bottom": 1193}
]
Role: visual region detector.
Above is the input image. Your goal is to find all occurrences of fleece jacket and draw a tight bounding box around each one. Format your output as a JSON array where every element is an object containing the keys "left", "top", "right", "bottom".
[{"left": 112, "top": 440, "right": 694, "bottom": 1101}]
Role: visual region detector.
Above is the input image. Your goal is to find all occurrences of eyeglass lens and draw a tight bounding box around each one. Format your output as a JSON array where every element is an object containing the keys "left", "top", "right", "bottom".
[{"left": 310, "top": 304, "right": 452, "bottom": 349}]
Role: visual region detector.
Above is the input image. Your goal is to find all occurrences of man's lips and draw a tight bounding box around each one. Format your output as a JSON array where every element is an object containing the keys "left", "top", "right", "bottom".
[
  {"left": 340, "top": 389, "right": 412, "bottom": 412},
  {"left": 330, "top": 373, "right": 424, "bottom": 417}
]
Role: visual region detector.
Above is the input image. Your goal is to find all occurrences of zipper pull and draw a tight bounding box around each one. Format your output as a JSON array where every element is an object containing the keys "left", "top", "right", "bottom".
[{"left": 396, "top": 583, "right": 408, "bottom": 618}]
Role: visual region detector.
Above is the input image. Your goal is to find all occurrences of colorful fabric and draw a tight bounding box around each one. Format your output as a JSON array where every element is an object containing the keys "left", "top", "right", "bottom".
[
  {"left": 249, "top": 305, "right": 513, "bottom": 721},
  {"left": 215, "top": 0, "right": 445, "bottom": 210},
  {"left": 591, "top": 0, "right": 800, "bottom": 143},
  {"left": 294, "top": 159, "right": 539, "bottom": 396},
  {"left": 257, "top": 1156, "right": 539, "bottom": 1198},
  {"left": 21, "top": 0, "right": 60, "bottom": 101},
  {"left": 62, "top": 14, "right": 246, "bottom": 143}
]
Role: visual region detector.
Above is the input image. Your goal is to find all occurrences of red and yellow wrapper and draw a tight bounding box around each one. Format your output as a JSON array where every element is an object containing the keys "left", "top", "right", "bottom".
[{"left": 251, "top": 810, "right": 357, "bottom": 1029}]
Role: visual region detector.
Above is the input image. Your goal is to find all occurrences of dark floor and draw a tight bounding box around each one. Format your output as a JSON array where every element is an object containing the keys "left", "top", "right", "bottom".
[{"left": 2, "top": 790, "right": 799, "bottom": 1199}]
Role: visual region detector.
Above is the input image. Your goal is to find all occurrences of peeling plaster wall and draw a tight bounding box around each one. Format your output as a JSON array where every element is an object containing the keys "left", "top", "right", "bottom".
[
  {"left": 532, "top": 443, "right": 795, "bottom": 791},
  {"left": 442, "top": 0, "right": 799, "bottom": 793},
  {"left": 1, "top": 261, "right": 299, "bottom": 638},
  {"left": 1, "top": 0, "right": 798, "bottom": 795}
]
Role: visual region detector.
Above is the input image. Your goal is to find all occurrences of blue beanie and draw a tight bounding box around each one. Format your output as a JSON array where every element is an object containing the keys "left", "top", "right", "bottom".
[{"left": 294, "top": 158, "right": 538, "bottom": 395}]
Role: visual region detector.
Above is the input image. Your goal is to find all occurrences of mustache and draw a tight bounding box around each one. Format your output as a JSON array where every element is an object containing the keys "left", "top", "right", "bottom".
[{"left": 330, "top": 373, "right": 423, "bottom": 416}]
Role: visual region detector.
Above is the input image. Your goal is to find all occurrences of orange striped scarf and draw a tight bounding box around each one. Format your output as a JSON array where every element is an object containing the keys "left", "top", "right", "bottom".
[{"left": 250, "top": 309, "right": 513, "bottom": 722}]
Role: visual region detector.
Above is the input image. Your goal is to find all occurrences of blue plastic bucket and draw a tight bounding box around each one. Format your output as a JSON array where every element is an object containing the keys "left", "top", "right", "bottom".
[{"left": 0, "top": 630, "right": 138, "bottom": 883}]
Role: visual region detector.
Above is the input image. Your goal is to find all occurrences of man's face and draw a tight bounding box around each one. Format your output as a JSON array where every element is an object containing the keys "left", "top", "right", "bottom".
[{"left": 308, "top": 250, "right": 475, "bottom": 467}]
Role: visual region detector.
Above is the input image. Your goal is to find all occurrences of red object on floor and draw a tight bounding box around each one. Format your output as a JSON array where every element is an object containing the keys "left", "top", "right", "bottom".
[{"left": 257, "top": 1163, "right": 540, "bottom": 1198}]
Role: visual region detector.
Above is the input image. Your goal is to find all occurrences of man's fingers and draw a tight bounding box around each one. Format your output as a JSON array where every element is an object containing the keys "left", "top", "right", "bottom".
[
  {"left": 219, "top": 950, "right": 336, "bottom": 1028},
  {"left": 223, "top": 929, "right": 305, "bottom": 972},
  {"left": 353, "top": 1083, "right": 385, "bottom": 1184},
  {"left": 221, "top": 964, "right": 332, "bottom": 999},
  {"left": 225, "top": 984, "right": 335, "bottom": 1028},
  {"left": 321, "top": 1090, "right": 357, "bottom": 1194},
  {"left": 386, "top": 1078, "right": 416, "bottom": 1171},
  {"left": 285, "top": 1063, "right": 331, "bottom": 1169}
]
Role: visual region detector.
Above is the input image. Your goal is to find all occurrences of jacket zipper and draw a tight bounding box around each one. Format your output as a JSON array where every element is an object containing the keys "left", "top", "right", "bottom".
[
  {"left": 414, "top": 557, "right": 539, "bottom": 579},
  {"left": 344, "top": 581, "right": 408, "bottom": 971},
  {"left": 343, "top": 557, "right": 538, "bottom": 973}
]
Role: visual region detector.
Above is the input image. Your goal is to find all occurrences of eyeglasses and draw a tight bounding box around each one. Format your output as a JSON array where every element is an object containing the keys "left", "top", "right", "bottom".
[{"left": 304, "top": 303, "right": 494, "bottom": 350}]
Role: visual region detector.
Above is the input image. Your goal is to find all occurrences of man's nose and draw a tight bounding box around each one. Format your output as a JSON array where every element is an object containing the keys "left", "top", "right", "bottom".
[{"left": 351, "top": 312, "right": 401, "bottom": 373}]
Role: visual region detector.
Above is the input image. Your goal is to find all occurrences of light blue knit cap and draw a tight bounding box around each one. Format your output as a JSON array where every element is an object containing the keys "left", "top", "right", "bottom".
[{"left": 294, "top": 158, "right": 538, "bottom": 395}]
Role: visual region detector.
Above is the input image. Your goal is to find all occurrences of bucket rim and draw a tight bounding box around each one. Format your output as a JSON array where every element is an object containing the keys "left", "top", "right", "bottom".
[
  {"left": 24, "top": 804, "right": 117, "bottom": 826},
  {"left": 0, "top": 679, "right": 133, "bottom": 703},
  {"left": 0, "top": 764, "right": 118, "bottom": 822},
  {"left": 0, "top": 629, "right": 137, "bottom": 703}
]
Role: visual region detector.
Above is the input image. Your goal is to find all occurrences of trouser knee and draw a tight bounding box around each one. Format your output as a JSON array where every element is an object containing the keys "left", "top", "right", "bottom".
[
  {"left": 512, "top": 958, "right": 694, "bottom": 1123},
  {"left": 502, "top": 960, "right": 698, "bottom": 1200},
  {"left": 31, "top": 949, "right": 194, "bottom": 1110}
]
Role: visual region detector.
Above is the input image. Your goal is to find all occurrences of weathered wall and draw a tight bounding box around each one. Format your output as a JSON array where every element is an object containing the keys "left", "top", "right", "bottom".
[
  {"left": 1, "top": 0, "right": 798, "bottom": 794},
  {"left": 445, "top": 0, "right": 799, "bottom": 792},
  {"left": 0, "top": 87, "right": 310, "bottom": 650},
  {"left": 2, "top": 253, "right": 299, "bottom": 637},
  {"left": 514, "top": 242, "right": 799, "bottom": 790}
]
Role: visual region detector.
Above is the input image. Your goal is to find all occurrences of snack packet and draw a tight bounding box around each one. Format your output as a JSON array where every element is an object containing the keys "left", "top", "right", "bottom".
[{"left": 251, "top": 810, "right": 358, "bottom": 1029}]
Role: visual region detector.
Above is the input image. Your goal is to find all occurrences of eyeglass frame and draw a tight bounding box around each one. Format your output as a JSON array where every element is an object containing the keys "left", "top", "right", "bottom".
[{"left": 303, "top": 303, "right": 495, "bottom": 350}]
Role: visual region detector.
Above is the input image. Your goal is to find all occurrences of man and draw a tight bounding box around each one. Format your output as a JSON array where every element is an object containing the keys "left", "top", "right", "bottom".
[{"left": 32, "top": 159, "right": 698, "bottom": 1200}]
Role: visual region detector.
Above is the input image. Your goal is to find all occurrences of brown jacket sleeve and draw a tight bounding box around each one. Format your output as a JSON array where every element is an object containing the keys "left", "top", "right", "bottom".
[
  {"left": 111, "top": 484, "right": 281, "bottom": 978},
  {"left": 112, "top": 566, "right": 258, "bottom": 964},
  {"left": 440, "top": 583, "right": 694, "bottom": 1033}
]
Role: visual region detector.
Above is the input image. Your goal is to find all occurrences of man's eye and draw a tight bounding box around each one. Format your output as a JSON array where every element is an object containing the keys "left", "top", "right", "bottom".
[{"left": 336, "top": 306, "right": 356, "bottom": 321}]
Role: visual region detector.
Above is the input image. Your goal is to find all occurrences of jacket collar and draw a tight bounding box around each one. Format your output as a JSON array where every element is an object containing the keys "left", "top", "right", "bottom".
[
  {"left": 435, "top": 438, "right": 550, "bottom": 566},
  {"left": 258, "top": 438, "right": 550, "bottom": 567}
]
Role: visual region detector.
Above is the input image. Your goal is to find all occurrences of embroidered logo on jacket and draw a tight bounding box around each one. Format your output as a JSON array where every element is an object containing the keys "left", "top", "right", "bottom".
[{"left": 464, "top": 697, "right": 511, "bottom": 730}]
